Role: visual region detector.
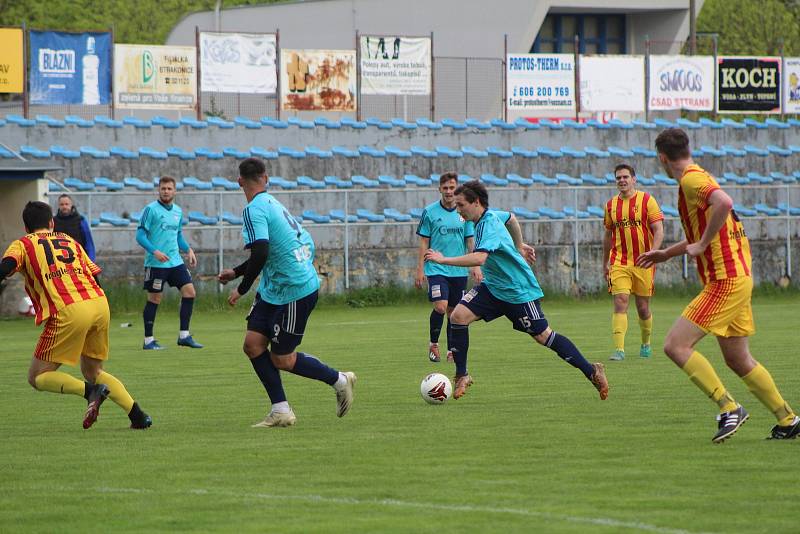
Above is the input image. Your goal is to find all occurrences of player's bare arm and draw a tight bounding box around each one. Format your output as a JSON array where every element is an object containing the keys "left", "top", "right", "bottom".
[
  {"left": 504, "top": 213, "right": 536, "bottom": 264},
  {"left": 637, "top": 239, "right": 688, "bottom": 268},
  {"left": 465, "top": 236, "right": 482, "bottom": 282},
  {"left": 425, "top": 249, "right": 488, "bottom": 267},
  {"left": 602, "top": 228, "right": 613, "bottom": 280},
  {"left": 415, "top": 236, "right": 430, "bottom": 289},
  {"left": 649, "top": 220, "right": 665, "bottom": 251}
]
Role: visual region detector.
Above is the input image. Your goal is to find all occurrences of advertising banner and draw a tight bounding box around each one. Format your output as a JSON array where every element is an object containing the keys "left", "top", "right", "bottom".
[
  {"left": 0, "top": 28, "right": 24, "bottom": 93},
  {"left": 579, "top": 55, "right": 645, "bottom": 112},
  {"left": 29, "top": 30, "right": 112, "bottom": 105},
  {"left": 200, "top": 32, "right": 276, "bottom": 94},
  {"left": 717, "top": 56, "right": 780, "bottom": 113},
  {"left": 281, "top": 49, "right": 356, "bottom": 111},
  {"left": 506, "top": 54, "right": 575, "bottom": 112},
  {"left": 783, "top": 58, "right": 800, "bottom": 113},
  {"left": 359, "top": 36, "right": 431, "bottom": 95},
  {"left": 648, "top": 55, "right": 714, "bottom": 111},
  {"left": 114, "top": 44, "right": 196, "bottom": 110}
]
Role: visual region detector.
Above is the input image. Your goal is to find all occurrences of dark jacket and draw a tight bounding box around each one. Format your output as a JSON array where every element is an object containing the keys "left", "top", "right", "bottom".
[{"left": 53, "top": 207, "right": 96, "bottom": 260}]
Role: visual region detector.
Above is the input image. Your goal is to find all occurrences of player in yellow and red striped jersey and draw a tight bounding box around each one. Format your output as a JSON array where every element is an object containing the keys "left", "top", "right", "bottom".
[
  {"left": 638, "top": 128, "right": 799, "bottom": 442},
  {"left": 603, "top": 163, "right": 664, "bottom": 361},
  {"left": 0, "top": 201, "right": 151, "bottom": 430}
]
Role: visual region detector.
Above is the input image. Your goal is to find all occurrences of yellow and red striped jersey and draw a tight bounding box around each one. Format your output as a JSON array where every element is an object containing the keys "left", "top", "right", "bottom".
[
  {"left": 2, "top": 231, "right": 104, "bottom": 325},
  {"left": 678, "top": 164, "right": 752, "bottom": 284},
  {"left": 604, "top": 190, "right": 664, "bottom": 266}
]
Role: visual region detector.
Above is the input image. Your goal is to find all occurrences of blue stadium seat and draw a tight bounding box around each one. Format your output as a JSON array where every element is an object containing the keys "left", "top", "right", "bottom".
[
  {"left": 562, "top": 119, "right": 588, "bottom": 130},
  {"left": 745, "top": 172, "right": 773, "bottom": 184},
  {"left": 64, "top": 115, "right": 94, "bottom": 127},
  {"left": 365, "top": 117, "right": 392, "bottom": 130},
  {"left": 166, "top": 147, "right": 196, "bottom": 160},
  {"left": 692, "top": 147, "right": 706, "bottom": 157},
  {"left": 511, "top": 207, "right": 540, "bottom": 219},
  {"left": 465, "top": 118, "right": 491, "bottom": 130},
  {"left": 723, "top": 172, "right": 750, "bottom": 185},
  {"left": 457, "top": 174, "right": 472, "bottom": 184},
  {"left": 721, "top": 145, "right": 746, "bottom": 157},
  {"left": 721, "top": 118, "right": 746, "bottom": 129},
  {"left": 99, "top": 211, "right": 130, "bottom": 226},
  {"left": 631, "top": 146, "right": 657, "bottom": 157},
  {"left": 754, "top": 203, "right": 781, "bottom": 216},
  {"left": 323, "top": 175, "right": 353, "bottom": 189},
  {"left": 221, "top": 147, "right": 248, "bottom": 159},
  {"left": 139, "top": 147, "right": 167, "bottom": 160},
  {"left": 301, "top": 210, "right": 330, "bottom": 223},
  {"left": 250, "top": 147, "right": 278, "bottom": 159},
  {"left": 676, "top": 118, "right": 701, "bottom": 129},
  {"left": 511, "top": 146, "right": 538, "bottom": 158},
  {"left": 769, "top": 172, "right": 796, "bottom": 184},
  {"left": 277, "top": 146, "right": 306, "bottom": 159},
  {"left": 531, "top": 173, "right": 558, "bottom": 186},
  {"left": 356, "top": 209, "right": 385, "bottom": 222},
  {"left": 580, "top": 173, "right": 606, "bottom": 185},
  {"left": 514, "top": 117, "right": 539, "bottom": 129},
  {"left": 410, "top": 146, "right": 437, "bottom": 159},
  {"left": 653, "top": 174, "right": 678, "bottom": 185},
  {"left": 258, "top": 117, "right": 288, "bottom": 129},
  {"left": 78, "top": 145, "right": 109, "bottom": 159},
  {"left": 359, "top": 145, "right": 386, "bottom": 158},
  {"left": 699, "top": 145, "right": 725, "bottom": 157},
  {"left": 222, "top": 211, "right": 244, "bottom": 225},
  {"left": 604, "top": 172, "right": 615, "bottom": 183},
  {"left": 778, "top": 203, "right": 800, "bottom": 215},
  {"left": 183, "top": 176, "right": 213, "bottom": 190},
  {"left": 351, "top": 175, "right": 380, "bottom": 188},
  {"left": 490, "top": 118, "right": 517, "bottom": 130},
  {"left": 536, "top": 146, "right": 563, "bottom": 158},
  {"left": 269, "top": 177, "right": 298, "bottom": 190},
  {"left": 416, "top": 118, "right": 443, "bottom": 130},
  {"left": 607, "top": 118, "right": 634, "bottom": 130},
  {"left": 637, "top": 175, "right": 656, "bottom": 186},
  {"left": 743, "top": 118, "right": 767, "bottom": 129},
  {"left": 555, "top": 173, "right": 582, "bottom": 185},
  {"left": 297, "top": 176, "right": 325, "bottom": 189},
  {"left": 385, "top": 145, "right": 412, "bottom": 158},
  {"left": 487, "top": 146, "right": 513, "bottom": 158},
  {"left": 194, "top": 147, "right": 223, "bottom": 159},
  {"left": 767, "top": 145, "right": 792, "bottom": 157},
  {"left": 0, "top": 145, "right": 14, "bottom": 158},
  {"left": 586, "top": 206, "right": 605, "bottom": 218},
  {"left": 181, "top": 117, "right": 209, "bottom": 129},
  {"left": 584, "top": 146, "right": 610, "bottom": 158},
  {"left": 322, "top": 118, "right": 343, "bottom": 129},
  {"left": 559, "top": 146, "right": 586, "bottom": 158},
  {"left": 586, "top": 119, "right": 611, "bottom": 130},
  {"left": 36, "top": 114, "right": 65, "bottom": 127},
  {"left": 329, "top": 210, "right": 358, "bottom": 222},
  {"left": 94, "top": 115, "right": 123, "bottom": 128},
  {"left": 384, "top": 208, "right": 411, "bottom": 222},
  {"left": 20, "top": 145, "right": 50, "bottom": 158},
  {"left": 743, "top": 145, "right": 769, "bottom": 157},
  {"left": 187, "top": 211, "right": 218, "bottom": 225},
  {"left": 50, "top": 145, "right": 80, "bottom": 159},
  {"left": 766, "top": 118, "right": 790, "bottom": 129},
  {"left": 539, "top": 207, "right": 566, "bottom": 219},
  {"left": 391, "top": 118, "right": 417, "bottom": 130},
  {"left": 441, "top": 118, "right": 467, "bottom": 130},
  {"left": 653, "top": 118, "right": 678, "bottom": 129},
  {"left": 563, "top": 206, "right": 590, "bottom": 218},
  {"left": 152, "top": 116, "right": 179, "bottom": 128},
  {"left": 608, "top": 146, "right": 634, "bottom": 158},
  {"left": 109, "top": 146, "right": 138, "bottom": 159},
  {"left": 480, "top": 173, "right": 508, "bottom": 186},
  {"left": 7, "top": 114, "right": 35, "bottom": 127},
  {"left": 631, "top": 119, "right": 657, "bottom": 129},
  {"left": 340, "top": 117, "right": 366, "bottom": 129},
  {"left": 539, "top": 118, "right": 564, "bottom": 130},
  {"left": 404, "top": 174, "right": 429, "bottom": 186},
  {"left": 331, "top": 146, "right": 359, "bottom": 158},
  {"left": 49, "top": 182, "right": 65, "bottom": 192},
  {"left": 123, "top": 116, "right": 151, "bottom": 128},
  {"left": 409, "top": 208, "right": 424, "bottom": 219},
  {"left": 234, "top": 116, "right": 262, "bottom": 129},
  {"left": 378, "top": 175, "right": 406, "bottom": 188},
  {"left": 461, "top": 146, "right": 488, "bottom": 158},
  {"left": 699, "top": 118, "right": 724, "bottom": 129},
  {"left": 306, "top": 146, "right": 334, "bottom": 159},
  {"left": 64, "top": 177, "right": 94, "bottom": 191},
  {"left": 733, "top": 204, "right": 757, "bottom": 217},
  {"left": 506, "top": 173, "right": 533, "bottom": 186},
  {"left": 123, "top": 177, "right": 153, "bottom": 190},
  {"left": 93, "top": 176, "right": 124, "bottom": 191},
  {"left": 661, "top": 205, "right": 679, "bottom": 217},
  {"left": 436, "top": 146, "right": 463, "bottom": 158},
  {"left": 129, "top": 211, "right": 143, "bottom": 223},
  {"left": 212, "top": 176, "right": 239, "bottom": 190}
]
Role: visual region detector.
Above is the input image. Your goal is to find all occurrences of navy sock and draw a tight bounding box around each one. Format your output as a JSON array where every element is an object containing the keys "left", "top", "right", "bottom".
[
  {"left": 179, "top": 297, "right": 194, "bottom": 331},
  {"left": 250, "top": 351, "right": 287, "bottom": 404},
  {"left": 290, "top": 352, "right": 339, "bottom": 385},
  {"left": 143, "top": 301, "right": 158, "bottom": 337},
  {"left": 450, "top": 323, "right": 469, "bottom": 376},
  {"left": 429, "top": 310, "right": 444, "bottom": 343},
  {"left": 446, "top": 320, "right": 453, "bottom": 352},
  {"left": 541, "top": 331, "right": 595, "bottom": 379}
]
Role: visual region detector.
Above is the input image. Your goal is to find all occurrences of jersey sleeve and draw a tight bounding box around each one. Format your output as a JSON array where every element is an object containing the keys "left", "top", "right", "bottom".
[
  {"left": 491, "top": 209, "right": 512, "bottom": 224},
  {"left": 474, "top": 221, "right": 500, "bottom": 253},
  {"left": 1, "top": 240, "right": 25, "bottom": 274},
  {"left": 138, "top": 205, "right": 151, "bottom": 232},
  {"left": 464, "top": 220, "right": 475, "bottom": 238},
  {"left": 242, "top": 205, "right": 270, "bottom": 248},
  {"left": 75, "top": 241, "right": 102, "bottom": 275},
  {"left": 604, "top": 200, "right": 614, "bottom": 229},
  {"left": 646, "top": 195, "right": 664, "bottom": 223},
  {"left": 683, "top": 171, "right": 720, "bottom": 209},
  {"left": 416, "top": 209, "right": 431, "bottom": 237}
]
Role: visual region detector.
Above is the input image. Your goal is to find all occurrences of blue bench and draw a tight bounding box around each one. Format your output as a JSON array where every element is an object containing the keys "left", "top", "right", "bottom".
[
  {"left": 441, "top": 118, "right": 467, "bottom": 130},
  {"left": 770, "top": 172, "right": 796, "bottom": 184},
  {"left": 384, "top": 208, "right": 411, "bottom": 222},
  {"left": 110, "top": 146, "right": 138, "bottom": 159},
  {"left": 778, "top": 203, "right": 800, "bottom": 215},
  {"left": 560, "top": 146, "right": 586, "bottom": 158},
  {"left": 93, "top": 176, "right": 124, "bottom": 191},
  {"left": 187, "top": 211, "right": 218, "bottom": 225},
  {"left": 269, "top": 177, "right": 298, "bottom": 190},
  {"left": 64, "top": 177, "right": 94, "bottom": 191},
  {"left": 211, "top": 176, "right": 239, "bottom": 190},
  {"left": 631, "top": 146, "right": 657, "bottom": 157},
  {"left": 391, "top": 118, "right": 417, "bottom": 130},
  {"left": 351, "top": 175, "right": 380, "bottom": 188},
  {"left": 250, "top": 147, "right": 278, "bottom": 159},
  {"left": 608, "top": 146, "right": 634, "bottom": 158},
  {"left": 743, "top": 145, "right": 769, "bottom": 157},
  {"left": 580, "top": 173, "right": 606, "bottom": 185},
  {"left": 699, "top": 145, "right": 725, "bottom": 157},
  {"left": 723, "top": 172, "right": 750, "bottom": 185},
  {"left": 511, "top": 207, "right": 540, "bottom": 219},
  {"left": 555, "top": 173, "right": 582, "bottom": 185},
  {"left": 506, "top": 173, "right": 533, "bottom": 186},
  {"left": 50, "top": 145, "right": 80, "bottom": 159},
  {"left": 365, "top": 117, "right": 392, "bottom": 130},
  {"left": 608, "top": 119, "right": 634, "bottom": 130},
  {"left": 586, "top": 206, "right": 605, "bottom": 218},
  {"left": 514, "top": 117, "right": 539, "bottom": 130},
  {"left": 631, "top": 119, "right": 657, "bottom": 129},
  {"left": 539, "top": 118, "right": 564, "bottom": 130},
  {"left": 5, "top": 114, "right": 34, "bottom": 127},
  {"left": 767, "top": 145, "right": 792, "bottom": 157},
  {"left": 746, "top": 172, "right": 773, "bottom": 184},
  {"left": 465, "top": 118, "right": 491, "bottom": 130},
  {"left": 356, "top": 209, "right": 385, "bottom": 222},
  {"left": 562, "top": 119, "right": 588, "bottom": 130},
  {"left": 699, "top": 118, "right": 724, "bottom": 129},
  {"left": 329, "top": 210, "right": 358, "bottom": 222},
  {"left": 297, "top": 176, "right": 325, "bottom": 189},
  {"left": 563, "top": 206, "right": 590, "bottom": 219},
  {"left": 733, "top": 204, "right": 757, "bottom": 217},
  {"left": 721, "top": 119, "right": 746, "bottom": 129}
]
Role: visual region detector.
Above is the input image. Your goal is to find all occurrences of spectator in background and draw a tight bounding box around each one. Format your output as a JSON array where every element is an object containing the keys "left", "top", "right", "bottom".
[{"left": 53, "top": 194, "right": 96, "bottom": 261}]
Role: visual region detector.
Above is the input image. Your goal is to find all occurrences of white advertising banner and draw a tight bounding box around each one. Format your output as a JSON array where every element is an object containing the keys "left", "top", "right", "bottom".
[
  {"left": 506, "top": 54, "right": 575, "bottom": 112},
  {"left": 784, "top": 57, "right": 800, "bottom": 113},
  {"left": 114, "top": 44, "right": 196, "bottom": 110},
  {"left": 649, "top": 55, "right": 714, "bottom": 110},
  {"left": 200, "top": 32, "right": 277, "bottom": 94},
  {"left": 579, "top": 55, "right": 645, "bottom": 112},
  {"left": 359, "top": 36, "right": 431, "bottom": 95}
]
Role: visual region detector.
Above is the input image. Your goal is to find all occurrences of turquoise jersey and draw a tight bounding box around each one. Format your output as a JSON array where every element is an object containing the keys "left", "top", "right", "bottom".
[
  {"left": 417, "top": 200, "right": 475, "bottom": 277},
  {"left": 474, "top": 209, "right": 544, "bottom": 304},
  {"left": 138, "top": 201, "right": 186, "bottom": 268},
  {"left": 242, "top": 191, "right": 320, "bottom": 305}
]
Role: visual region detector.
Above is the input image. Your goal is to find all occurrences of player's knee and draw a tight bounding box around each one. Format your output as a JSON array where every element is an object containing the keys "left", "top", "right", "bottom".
[
  {"left": 432, "top": 301, "right": 447, "bottom": 315},
  {"left": 613, "top": 294, "right": 629, "bottom": 313},
  {"left": 182, "top": 284, "right": 196, "bottom": 298},
  {"left": 271, "top": 352, "right": 296, "bottom": 370},
  {"left": 242, "top": 340, "right": 261, "bottom": 358},
  {"left": 27, "top": 371, "right": 38, "bottom": 389},
  {"left": 449, "top": 309, "right": 470, "bottom": 325},
  {"left": 635, "top": 302, "right": 650, "bottom": 318},
  {"left": 147, "top": 292, "right": 162, "bottom": 304},
  {"left": 532, "top": 327, "right": 552, "bottom": 345}
]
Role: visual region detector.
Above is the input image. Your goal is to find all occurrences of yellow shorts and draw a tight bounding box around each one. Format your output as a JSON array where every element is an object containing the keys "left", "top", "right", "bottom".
[
  {"left": 608, "top": 265, "right": 655, "bottom": 297},
  {"left": 682, "top": 277, "right": 755, "bottom": 338},
  {"left": 34, "top": 298, "right": 110, "bottom": 365}
]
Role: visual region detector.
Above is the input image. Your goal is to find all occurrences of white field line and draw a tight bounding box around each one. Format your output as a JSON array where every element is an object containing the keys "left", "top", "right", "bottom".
[{"left": 79, "top": 485, "right": 711, "bottom": 534}]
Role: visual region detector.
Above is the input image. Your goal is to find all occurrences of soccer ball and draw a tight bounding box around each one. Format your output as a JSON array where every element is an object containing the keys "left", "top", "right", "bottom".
[
  {"left": 17, "top": 296, "right": 35, "bottom": 317},
  {"left": 420, "top": 373, "right": 452, "bottom": 404}
]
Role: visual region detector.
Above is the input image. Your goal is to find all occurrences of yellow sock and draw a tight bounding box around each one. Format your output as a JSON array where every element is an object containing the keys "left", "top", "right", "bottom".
[
  {"left": 34, "top": 371, "right": 86, "bottom": 397},
  {"left": 639, "top": 315, "right": 653, "bottom": 345},
  {"left": 95, "top": 371, "right": 135, "bottom": 413},
  {"left": 682, "top": 351, "right": 737, "bottom": 413},
  {"left": 742, "top": 364, "right": 796, "bottom": 426},
  {"left": 612, "top": 313, "right": 627, "bottom": 352}
]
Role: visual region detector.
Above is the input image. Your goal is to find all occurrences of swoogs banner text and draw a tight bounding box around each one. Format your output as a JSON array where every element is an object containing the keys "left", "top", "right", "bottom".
[{"left": 648, "top": 55, "right": 714, "bottom": 111}]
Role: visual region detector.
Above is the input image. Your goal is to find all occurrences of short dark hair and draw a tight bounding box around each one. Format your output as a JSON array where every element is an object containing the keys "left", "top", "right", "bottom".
[
  {"left": 58, "top": 193, "right": 73, "bottom": 201},
  {"left": 439, "top": 172, "right": 458, "bottom": 186},
  {"left": 614, "top": 163, "right": 636, "bottom": 177},
  {"left": 239, "top": 157, "right": 266, "bottom": 182},
  {"left": 455, "top": 180, "right": 489, "bottom": 208},
  {"left": 159, "top": 176, "right": 176, "bottom": 187},
  {"left": 22, "top": 201, "right": 53, "bottom": 232},
  {"left": 655, "top": 128, "right": 691, "bottom": 161}
]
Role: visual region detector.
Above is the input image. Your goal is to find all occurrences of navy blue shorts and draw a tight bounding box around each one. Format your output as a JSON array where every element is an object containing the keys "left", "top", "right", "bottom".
[
  {"left": 246, "top": 290, "right": 318, "bottom": 355},
  {"left": 143, "top": 264, "right": 192, "bottom": 293},
  {"left": 459, "top": 283, "right": 549, "bottom": 335},
  {"left": 427, "top": 275, "right": 468, "bottom": 308}
]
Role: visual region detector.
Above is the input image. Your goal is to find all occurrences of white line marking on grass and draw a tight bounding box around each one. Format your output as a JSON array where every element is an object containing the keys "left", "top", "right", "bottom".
[
  {"left": 320, "top": 319, "right": 421, "bottom": 326},
  {"left": 84, "top": 485, "right": 709, "bottom": 534}
]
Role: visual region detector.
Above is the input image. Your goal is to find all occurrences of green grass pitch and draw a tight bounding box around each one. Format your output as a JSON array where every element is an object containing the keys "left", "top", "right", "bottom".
[{"left": 1, "top": 295, "right": 798, "bottom": 532}]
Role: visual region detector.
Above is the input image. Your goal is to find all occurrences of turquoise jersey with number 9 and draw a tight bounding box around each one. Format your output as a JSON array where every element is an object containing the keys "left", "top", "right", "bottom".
[{"left": 241, "top": 191, "right": 320, "bottom": 304}]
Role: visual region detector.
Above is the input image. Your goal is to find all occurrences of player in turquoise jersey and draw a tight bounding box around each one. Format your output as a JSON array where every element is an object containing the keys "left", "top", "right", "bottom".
[
  {"left": 416, "top": 172, "right": 482, "bottom": 363},
  {"left": 218, "top": 158, "right": 356, "bottom": 428},
  {"left": 136, "top": 176, "right": 202, "bottom": 350},
  {"left": 425, "top": 180, "right": 609, "bottom": 401}
]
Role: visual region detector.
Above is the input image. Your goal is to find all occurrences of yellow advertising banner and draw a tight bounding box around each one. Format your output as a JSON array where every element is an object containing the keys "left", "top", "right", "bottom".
[
  {"left": 0, "top": 28, "right": 24, "bottom": 93},
  {"left": 114, "top": 44, "right": 196, "bottom": 110}
]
